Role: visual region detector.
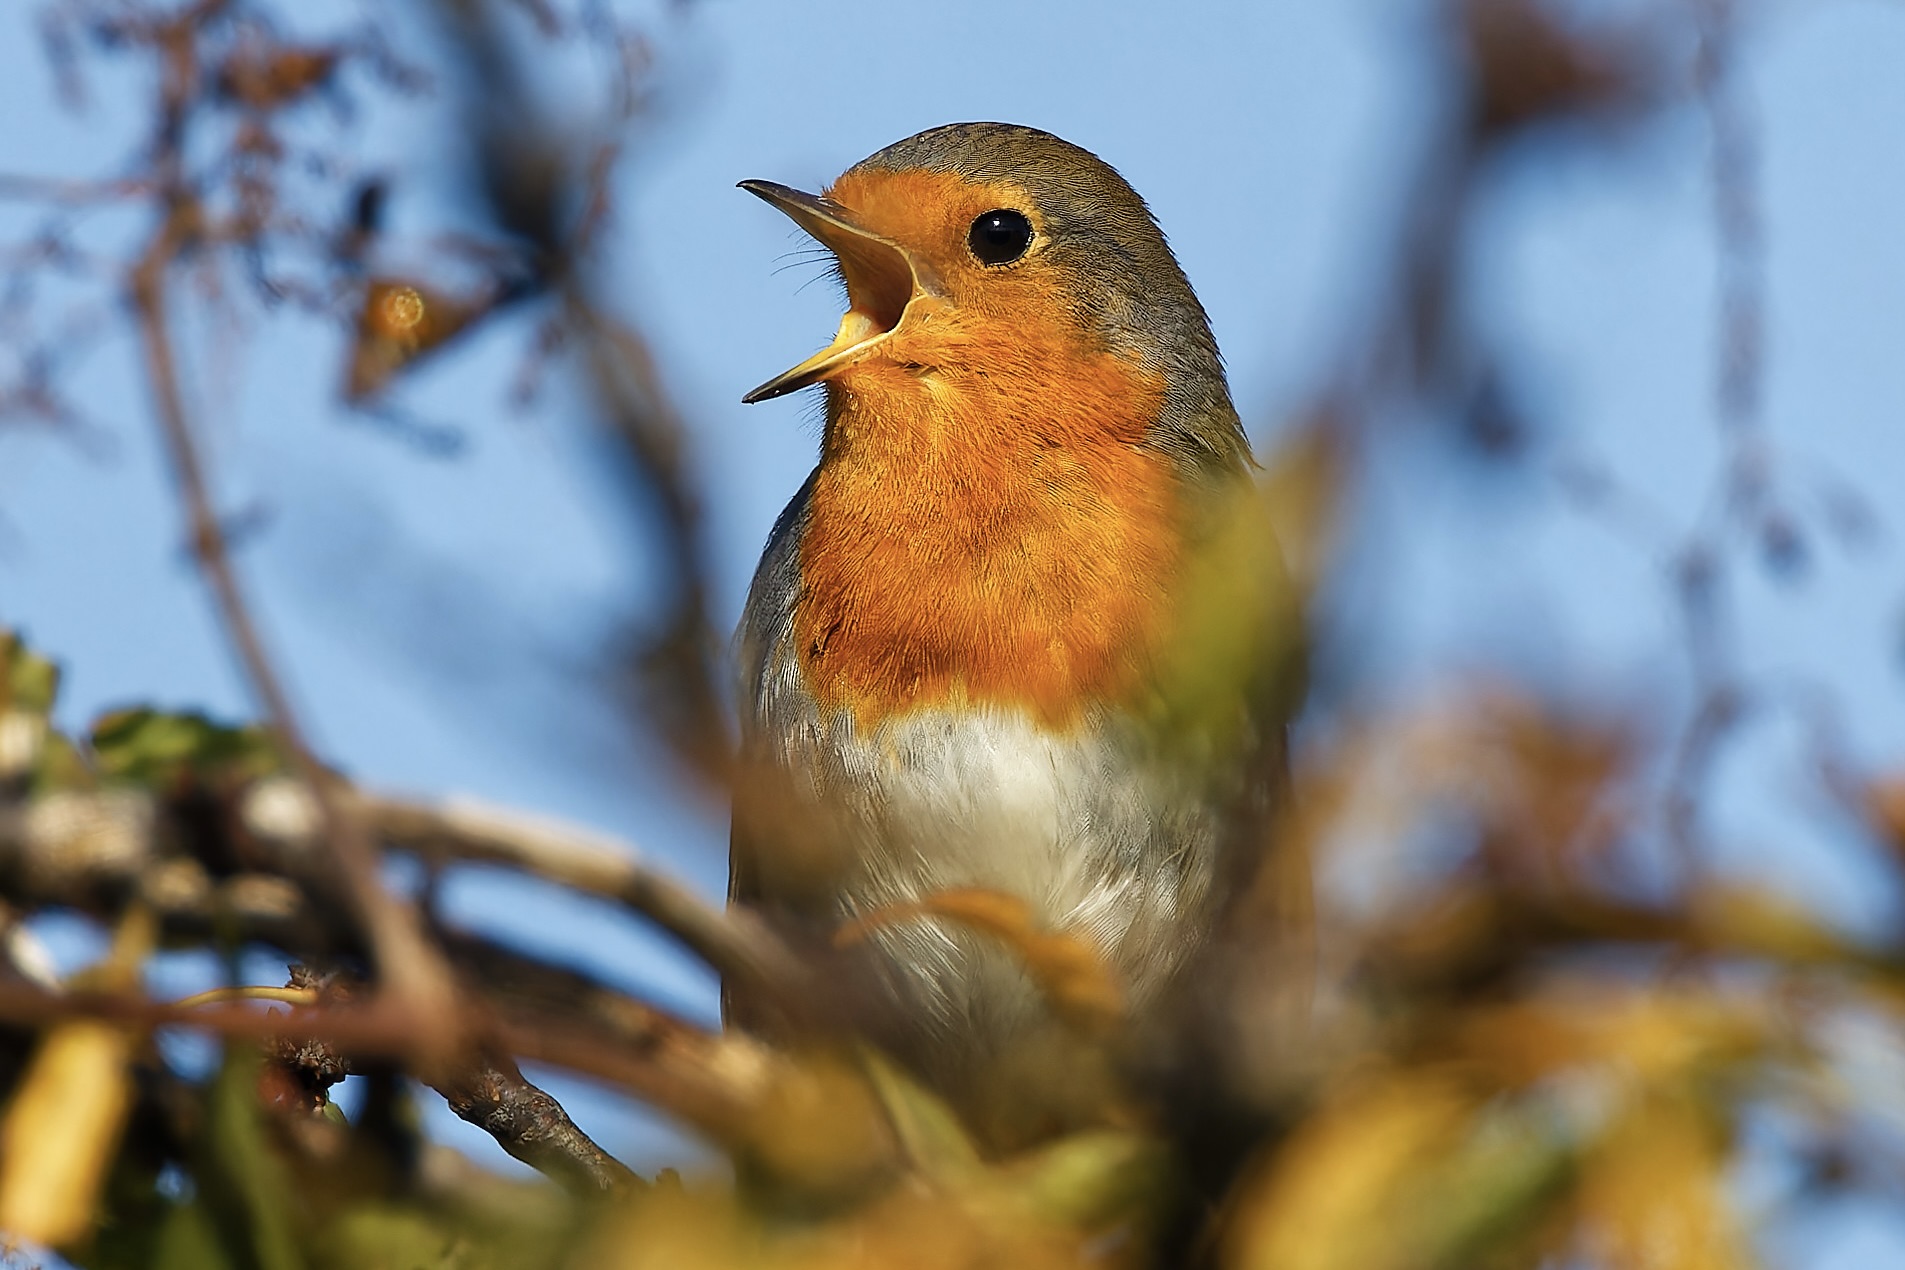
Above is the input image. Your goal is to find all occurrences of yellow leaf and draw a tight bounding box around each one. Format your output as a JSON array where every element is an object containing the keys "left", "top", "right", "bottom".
[
  {"left": 737, "top": 1049, "right": 895, "bottom": 1200},
  {"left": 1224, "top": 1069, "right": 1474, "bottom": 1270},
  {"left": 1694, "top": 885, "right": 1850, "bottom": 965},
  {"left": 579, "top": 1186, "right": 757, "bottom": 1270},
  {"left": 1457, "top": 986, "right": 1767, "bottom": 1090},
  {"left": 0, "top": 1018, "right": 136, "bottom": 1248},
  {"left": 1257, "top": 421, "right": 1344, "bottom": 598},
  {"left": 1153, "top": 469, "right": 1306, "bottom": 747},
  {"left": 1575, "top": 1096, "right": 1753, "bottom": 1270}
]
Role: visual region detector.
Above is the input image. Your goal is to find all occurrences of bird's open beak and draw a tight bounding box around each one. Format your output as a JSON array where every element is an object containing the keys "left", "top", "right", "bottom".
[{"left": 739, "top": 180, "right": 930, "bottom": 404}]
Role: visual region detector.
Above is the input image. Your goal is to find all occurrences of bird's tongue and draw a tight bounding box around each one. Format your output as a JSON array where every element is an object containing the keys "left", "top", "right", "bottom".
[{"left": 832, "top": 310, "right": 884, "bottom": 348}]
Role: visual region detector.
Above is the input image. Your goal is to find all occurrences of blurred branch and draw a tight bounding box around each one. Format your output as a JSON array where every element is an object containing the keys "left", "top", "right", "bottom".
[
  {"left": 567, "top": 299, "right": 732, "bottom": 785},
  {"left": 1654, "top": 0, "right": 1771, "bottom": 879},
  {"left": 1364, "top": 884, "right": 1905, "bottom": 1003},
  {"left": 422, "top": 0, "right": 733, "bottom": 785},
  {"left": 122, "top": 2, "right": 462, "bottom": 1063},
  {"left": 0, "top": 174, "right": 151, "bottom": 203},
  {"left": 349, "top": 789, "right": 796, "bottom": 992},
  {"left": 0, "top": 927, "right": 774, "bottom": 1149},
  {"left": 1696, "top": 0, "right": 1765, "bottom": 443},
  {"left": 0, "top": 773, "right": 792, "bottom": 1153},
  {"left": 0, "top": 776, "right": 764, "bottom": 1012}
]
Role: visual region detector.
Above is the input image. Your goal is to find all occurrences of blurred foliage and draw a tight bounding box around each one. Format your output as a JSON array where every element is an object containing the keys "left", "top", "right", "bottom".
[
  {"left": 89, "top": 710, "right": 283, "bottom": 790},
  {"left": 1, "top": 0, "right": 1904, "bottom": 1268}
]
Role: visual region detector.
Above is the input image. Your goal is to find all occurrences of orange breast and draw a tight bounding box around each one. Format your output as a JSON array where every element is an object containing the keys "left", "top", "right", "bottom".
[{"left": 794, "top": 318, "right": 1182, "bottom": 731}]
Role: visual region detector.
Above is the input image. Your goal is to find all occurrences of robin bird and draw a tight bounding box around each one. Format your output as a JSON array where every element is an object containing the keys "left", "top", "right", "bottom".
[{"left": 729, "top": 123, "right": 1307, "bottom": 1155}]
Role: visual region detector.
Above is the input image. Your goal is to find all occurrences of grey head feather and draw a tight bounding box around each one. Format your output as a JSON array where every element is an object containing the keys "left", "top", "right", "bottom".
[{"left": 848, "top": 123, "right": 1250, "bottom": 480}]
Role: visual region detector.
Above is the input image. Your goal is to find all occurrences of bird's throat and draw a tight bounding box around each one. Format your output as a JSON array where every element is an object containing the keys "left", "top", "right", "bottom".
[{"left": 793, "top": 348, "right": 1181, "bottom": 731}]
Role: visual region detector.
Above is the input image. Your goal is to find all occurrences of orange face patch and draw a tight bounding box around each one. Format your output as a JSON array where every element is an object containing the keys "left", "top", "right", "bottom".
[
  {"left": 821, "top": 168, "right": 1052, "bottom": 335},
  {"left": 792, "top": 169, "right": 1183, "bottom": 731}
]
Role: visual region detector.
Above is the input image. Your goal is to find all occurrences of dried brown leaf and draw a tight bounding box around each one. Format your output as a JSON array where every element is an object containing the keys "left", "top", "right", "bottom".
[
  {"left": 1865, "top": 774, "right": 1905, "bottom": 860},
  {"left": 345, "top": 278, "right": 493, "bottom": 402}
]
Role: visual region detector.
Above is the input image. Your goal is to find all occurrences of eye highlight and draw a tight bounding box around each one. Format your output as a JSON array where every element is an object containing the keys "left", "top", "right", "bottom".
[{"left": 967, "top": 209, "right": 1034, "bottom": 266}]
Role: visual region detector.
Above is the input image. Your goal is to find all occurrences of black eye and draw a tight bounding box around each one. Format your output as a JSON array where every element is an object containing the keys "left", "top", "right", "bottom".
[{"left": 968, "top": 209, "right": 1034, "bottom": 266}]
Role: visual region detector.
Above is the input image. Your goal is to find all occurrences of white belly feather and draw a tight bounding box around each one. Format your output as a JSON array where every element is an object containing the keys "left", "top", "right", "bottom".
[{"left": 747, "top": 644, "right": 1223, "bottom": 1040}]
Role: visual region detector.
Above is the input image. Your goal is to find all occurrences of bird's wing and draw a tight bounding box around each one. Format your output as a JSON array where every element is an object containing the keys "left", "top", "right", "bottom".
[
  {"left": 730, "top": 469, "right": 817, "bottom": 906},
  {"left": 725, "top": 471, "right": 818, "bottom": 1032}
]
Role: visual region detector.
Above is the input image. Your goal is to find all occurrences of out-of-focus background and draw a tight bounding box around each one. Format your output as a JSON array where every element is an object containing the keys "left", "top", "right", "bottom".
[{"left": 3, "top": 1, "right": 1904, "bottom": 1266}]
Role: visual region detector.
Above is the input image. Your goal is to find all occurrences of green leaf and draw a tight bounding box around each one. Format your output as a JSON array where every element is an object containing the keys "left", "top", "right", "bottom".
[
  {"left": 1413, "top": 1103, "right": 1578, "bottom": 1270},
  {"left": 198, "top": 1049, "right": 306, "bottom": 1270},
  {"left": 32, "top": 731, "right": 95, "bottom": 793},
  {"left": 0, "top": 630, "right": 95, "bottom": 794},
  {"left": 90, "top": 708, "right": 282, "bottom": 787},
  {"left": 314, "top": 1205, "right": 468, "bottom": 1270},
  {"left": 0, "top": 629, "right": 62, "bottom": 717},
  {"left": 996, "top": 1129, "right": 1175, "bottom": 1231},
  {"left": 859, "top": 1048, "right": 983, "bottom": 1186},
  {"left": 153, "top": 1198, "right": 240, "bottom": 1270}
]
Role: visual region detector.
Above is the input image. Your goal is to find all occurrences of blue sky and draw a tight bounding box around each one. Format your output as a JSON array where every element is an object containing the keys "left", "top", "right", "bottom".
[{"left": 3, "top": 0, "right": 1904, "bottom": 1260}]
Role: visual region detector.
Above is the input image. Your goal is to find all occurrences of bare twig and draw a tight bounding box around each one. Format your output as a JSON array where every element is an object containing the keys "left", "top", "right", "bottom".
[
  {"left": 440, "top": 929, "right": 779, "bottom": 1144},
  {"left": 1654, "top": 0, "right": 1770, "bottom": 881},
  {"left": 1696, "top": 0, "right": 1765, "bottom": 443},
  {"left": 264, "top": 961, "right": 640, "bottom": 1195},
  {"left": 429, "top": 1049, "right": 640, "bottom": 1195}
]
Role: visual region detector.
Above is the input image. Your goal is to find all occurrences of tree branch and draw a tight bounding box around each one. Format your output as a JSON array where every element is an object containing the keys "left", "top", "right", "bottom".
[
  {"left": 345, "top": 788, "right": 794, "bottom": 993},
  {"left": 428, "top": 1049, "right": 640, "bottom": 1195},
  {"left": 3, "top": 776, "right": 798, "bottom": 999}
]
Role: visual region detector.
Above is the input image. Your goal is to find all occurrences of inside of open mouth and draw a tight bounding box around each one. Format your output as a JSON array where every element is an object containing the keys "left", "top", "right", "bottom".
[{"left": 826, "top": 230, "right": 913, "bottom": 341}]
